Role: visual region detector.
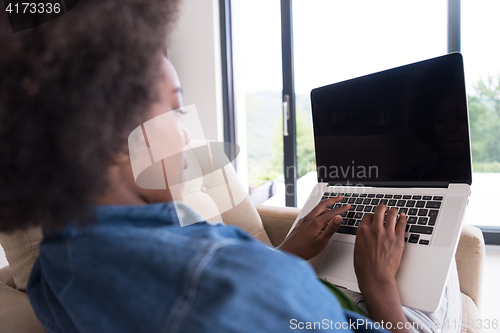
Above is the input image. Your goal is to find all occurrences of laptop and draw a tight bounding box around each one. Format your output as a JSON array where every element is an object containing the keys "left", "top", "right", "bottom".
[{"left": 288, "top": 53, "right": 472, "bottom": 313}]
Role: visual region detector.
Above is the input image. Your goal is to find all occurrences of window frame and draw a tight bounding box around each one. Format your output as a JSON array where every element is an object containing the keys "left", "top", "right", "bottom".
[{"left": 219, "top": 0, "right": 237, "bottom": 168}]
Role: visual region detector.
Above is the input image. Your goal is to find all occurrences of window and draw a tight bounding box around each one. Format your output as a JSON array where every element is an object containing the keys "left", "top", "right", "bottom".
[
  {"left": 228, "top": 0, "right": 500, "bottom": 242},
  {"left": 231, "top": 0, "right": 284, "bottom": 205},
  {"left": 461, "top": 0, "right": 500, "bottom": 232}
]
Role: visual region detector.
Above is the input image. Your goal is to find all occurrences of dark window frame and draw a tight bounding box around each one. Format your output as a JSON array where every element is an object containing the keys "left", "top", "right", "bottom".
[
  {"left": 281, "top": 0, "right": 297, "bottom": 207},
  {"left": 478, "top": 227, "right": 500, "bottom": 245},
  {"left": 219, "top": 0, "right": 237, "bottom": 168}
]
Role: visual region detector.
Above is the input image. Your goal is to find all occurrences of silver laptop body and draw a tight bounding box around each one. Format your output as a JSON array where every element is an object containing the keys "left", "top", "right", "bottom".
[{"left": 289, "top": 53, "right": 472, "bottom": 313}]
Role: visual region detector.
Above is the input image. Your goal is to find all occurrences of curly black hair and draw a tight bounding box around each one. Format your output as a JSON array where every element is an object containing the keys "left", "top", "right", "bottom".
[{"left": 0, "top": 0, "right": 181, "bottom": 232}]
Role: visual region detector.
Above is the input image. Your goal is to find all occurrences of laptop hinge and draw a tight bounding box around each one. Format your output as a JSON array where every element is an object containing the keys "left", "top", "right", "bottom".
[{"left": 326, "top": 181, "right": 449, "bottom": 188}]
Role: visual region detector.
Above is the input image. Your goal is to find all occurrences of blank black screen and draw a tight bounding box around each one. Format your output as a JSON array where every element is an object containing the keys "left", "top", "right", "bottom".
[{"left": 311, "top": 53, "right": 472, "bottom": 186}]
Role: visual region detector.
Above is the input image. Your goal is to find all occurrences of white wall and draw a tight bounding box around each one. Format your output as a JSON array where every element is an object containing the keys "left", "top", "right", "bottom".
[
  {"left": 168, "top": 0, "right": 249, "bottom": 191},
  {"left": 168, "top": 0, "right": 224, "bottom": 142}
]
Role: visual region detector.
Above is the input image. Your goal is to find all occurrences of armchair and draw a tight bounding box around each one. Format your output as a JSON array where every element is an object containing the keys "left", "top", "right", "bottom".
[{"left": 0, "top": 141, "right": 485, "bottom": 333}]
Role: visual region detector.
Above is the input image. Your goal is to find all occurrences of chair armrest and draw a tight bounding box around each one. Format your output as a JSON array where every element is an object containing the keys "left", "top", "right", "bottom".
[
  {"left": 255, "top": 205, "right": 301, "bottom": 247},
  {"left": 455, "top": 225, "right": 485, "bottom": 309},
  {"left": 0, "top": 281, "right": 46, "bottom": 333},
  {"left": 0, "top": 266, "right": 16, "bottom": 289}
]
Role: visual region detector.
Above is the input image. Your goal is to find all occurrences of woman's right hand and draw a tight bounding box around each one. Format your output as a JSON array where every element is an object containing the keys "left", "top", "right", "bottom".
[
  {"left": 354, "top": 205, "right": 407, "bottom": 288},
  {"left": 353, "top": 205, "right": 410, "bottom": 333}
]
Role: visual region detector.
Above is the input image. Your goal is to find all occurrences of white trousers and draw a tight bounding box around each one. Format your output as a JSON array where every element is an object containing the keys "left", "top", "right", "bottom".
[{"left": 339, "top": 260, "right": 462, "bottom": 333}]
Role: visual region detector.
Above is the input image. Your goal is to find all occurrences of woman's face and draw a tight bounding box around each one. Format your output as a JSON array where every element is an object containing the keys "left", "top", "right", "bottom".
[{"left": 133, "top": 57, "right": 191, "bottom": 203}]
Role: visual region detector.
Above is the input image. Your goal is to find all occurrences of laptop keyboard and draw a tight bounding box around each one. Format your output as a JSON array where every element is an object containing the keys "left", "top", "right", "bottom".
[{"left": 321, "top": 192, "right": 444, "bottom": 246}]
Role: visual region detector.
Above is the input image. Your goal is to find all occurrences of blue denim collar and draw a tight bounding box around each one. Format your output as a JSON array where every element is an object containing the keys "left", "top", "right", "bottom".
[
  {"left": 44, "top": 202, "right": 183, "bottom": 239},
  {"left": 93, "top": 201, "right": 181, "bottom": 228}
]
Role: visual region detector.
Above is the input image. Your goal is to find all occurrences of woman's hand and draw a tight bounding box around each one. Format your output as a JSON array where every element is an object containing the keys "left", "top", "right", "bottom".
[
  {"left": 354, "top": 205, "right": 406, "bottom": 288},
  {"left": 277, "top": 197, "right": 350, "bottom": 260},
  {"left": 354, "top": 205, "right": 410, "bottom": 333}
]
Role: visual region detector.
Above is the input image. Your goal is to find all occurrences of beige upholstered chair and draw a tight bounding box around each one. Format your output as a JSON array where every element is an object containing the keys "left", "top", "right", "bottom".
[{"left": 0, "top": 141, "right": 485, "bottom": 333}]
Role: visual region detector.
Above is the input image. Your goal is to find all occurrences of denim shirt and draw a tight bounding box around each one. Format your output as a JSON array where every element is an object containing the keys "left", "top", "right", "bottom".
[{"left": 27, "top": 202, "right": 386, "bottom": 333}]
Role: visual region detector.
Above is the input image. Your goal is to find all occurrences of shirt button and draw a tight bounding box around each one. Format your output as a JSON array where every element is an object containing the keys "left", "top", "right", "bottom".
[{"left": 201, "top": 186, "right": 207, "bottom": 193}]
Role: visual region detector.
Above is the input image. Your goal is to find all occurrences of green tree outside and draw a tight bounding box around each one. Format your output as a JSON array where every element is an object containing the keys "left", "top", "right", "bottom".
[
  {"left": 468, "top": 75, "right": 500, "bottom": 172},
  {"left": 246, "top": 92, "right": 316, "bottom": 190},
  {"left": 266, "top": 104, "right": 315, "bottom": 181}
]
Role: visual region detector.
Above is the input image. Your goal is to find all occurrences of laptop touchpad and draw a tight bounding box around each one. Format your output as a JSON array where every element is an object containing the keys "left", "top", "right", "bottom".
[{"left": 318, "top": 241, "right": 358, "bottom": 285}]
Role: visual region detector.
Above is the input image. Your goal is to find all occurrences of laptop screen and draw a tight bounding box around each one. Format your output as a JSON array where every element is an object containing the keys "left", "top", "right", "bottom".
[{"left": 311, "top": 53, "right": 472, "bottom": 186}]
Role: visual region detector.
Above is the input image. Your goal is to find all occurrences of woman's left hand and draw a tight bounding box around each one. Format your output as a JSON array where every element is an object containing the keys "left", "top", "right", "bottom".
[{"left": 277, "top": 197, "right": 350, "bottom": 260}]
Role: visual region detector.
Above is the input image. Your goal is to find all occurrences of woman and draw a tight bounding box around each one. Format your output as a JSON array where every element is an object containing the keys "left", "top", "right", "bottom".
[{"left": 0, "top": 1, "right": 459, "bottom": 332}]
